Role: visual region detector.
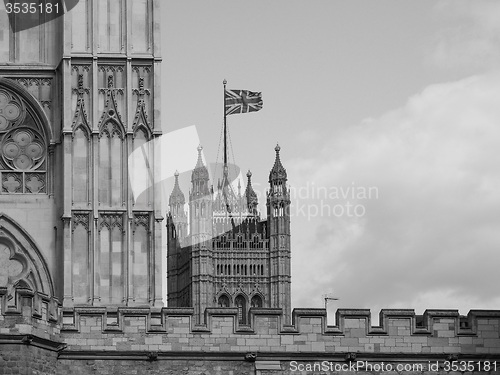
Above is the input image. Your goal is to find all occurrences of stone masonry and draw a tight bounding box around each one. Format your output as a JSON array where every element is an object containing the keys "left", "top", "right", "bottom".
[{"left": 1, "top": 288, "right": 500, "bottom": 374}]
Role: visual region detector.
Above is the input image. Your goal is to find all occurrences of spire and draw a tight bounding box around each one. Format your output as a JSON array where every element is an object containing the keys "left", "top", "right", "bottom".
[
  {"left": 269, "top": 143, "right": 287, "bottom": 182},
  {"left": 191, "top": 145, "right": 210, "bottom": 197},
  {"left": 192, "top": 144, "right": 210, "bottom": 182},
  {"left": 245, "top": 170, "right": 258, "bottom": 213},
  {"left": 169, "top": 170, "right": 185, "bottom": 206}
]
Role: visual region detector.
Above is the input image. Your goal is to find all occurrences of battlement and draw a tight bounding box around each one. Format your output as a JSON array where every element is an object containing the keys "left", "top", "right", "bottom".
[
  {"left": 55, "top": 306, "right": 500, "bottom": 356},
  {"left": 2, "top": 289, "right": 499, "bottom": 357},
  {"left": 0, "top": 287, "right": 62, "bottom": 350},
  {"left": 2, "top": 295, "right": 500, "bottom": 373}
]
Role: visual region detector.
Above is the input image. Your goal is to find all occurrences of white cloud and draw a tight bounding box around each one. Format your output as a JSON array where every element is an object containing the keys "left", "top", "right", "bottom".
[{"left": 289, "top": 71, "right": 500, "bottom": 317}]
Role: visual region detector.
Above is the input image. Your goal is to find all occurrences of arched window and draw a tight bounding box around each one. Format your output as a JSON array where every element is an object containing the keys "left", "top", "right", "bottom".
[
  {"left": 234, "top": 295, "right": 247, "bottom": 324},
  {"left": 251, "top": 295, "right": 262, "bottom": 308},
  {"left": 0, "top": 214, "right": 54, "bottom": 298},
  {"left": 236, "top": 235, "right": 244, "bottom": 249},
  {"left": 0, "top": 84, "right": 48, "bottom": 194},
  {"left": 218, "top": 295, "right": 230, "bottom": 307}
]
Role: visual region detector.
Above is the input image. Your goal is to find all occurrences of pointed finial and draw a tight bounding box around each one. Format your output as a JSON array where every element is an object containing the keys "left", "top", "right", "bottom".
[
  {"left": 174, "top": 170, "right": 179, "bottom": 177},
  {"left": 269, "top": 142, "right": 287, "bottom": 182},
  {"left": 197, "top": 144, "right": 203, "bottom": 153},
  {"left": 247, "top": 170, "right": 252, "bottom": 179}
]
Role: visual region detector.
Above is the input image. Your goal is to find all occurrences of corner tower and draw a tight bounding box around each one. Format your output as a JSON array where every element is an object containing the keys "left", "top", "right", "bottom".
[
  {"left": 267, "top": 144, "right": 292, "bottom": 324},
  {"left": 166, "top": 171, "right": 187, "bottom": 307},
  {"left": 189, "top": 145, "right": 214, "bottom": 322}
]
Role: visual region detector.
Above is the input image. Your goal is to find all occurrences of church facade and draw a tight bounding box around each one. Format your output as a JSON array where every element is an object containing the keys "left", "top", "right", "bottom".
[
  {"left": 166, "top": 144, "right": 292, "bottom": 324},
  {"left": 0, "top": 0, "right": 163, "bottom": 310}
]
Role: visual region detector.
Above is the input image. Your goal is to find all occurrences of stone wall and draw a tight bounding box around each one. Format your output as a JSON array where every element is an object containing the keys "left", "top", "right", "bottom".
[
  {"left": 0, "top": 344, "right": 59, "bottom": 375},
  {"left": 1, "top": 291, "right": 500, "bottom": 374},
  {"left": 59, "top": 307, "right": 500, "bottom": 355}
]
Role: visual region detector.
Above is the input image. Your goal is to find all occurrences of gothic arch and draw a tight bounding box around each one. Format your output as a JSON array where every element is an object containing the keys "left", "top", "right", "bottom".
[
  {"left": 74, "top": 123, "right": 90, "bottom": 138},
  {"left": 0, "top": 78, "right": 53, "bottom": 142},
  {"left": 133, "top": 123, "right": 151, "bottom": 140},
  {"left": 250, "top": 293, "right": 264, "bottom": 308},
  {"left": 0, "top": 78, "right": 52, "bottom": 194},
  {"left": 73, "top": 115, "right": 91, "bottom": 136},
  {"left": 99, "top": 118, "right": 124, "bottom": 139},
  {"left": 217, "top": 294, "right": 230, "bottom": 307},
  {"left": 0, "top": 214, "right": 54, "bottom": 297}
]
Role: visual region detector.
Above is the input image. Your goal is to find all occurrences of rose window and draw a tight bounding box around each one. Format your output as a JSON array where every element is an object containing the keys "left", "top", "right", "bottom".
[
  {"left": 0, "top": 90, "right": 23, "bottom": 131},
  {"left": 0, "top": 84, "right": 47, "bottom": 194},
  {"left": 2, "top": 129, "right": 45, "bottom": 170}
]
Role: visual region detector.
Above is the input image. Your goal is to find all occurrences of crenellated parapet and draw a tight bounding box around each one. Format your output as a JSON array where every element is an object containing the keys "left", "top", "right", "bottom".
[
  {"left": 0, "top": 287, "right": 63, "bottom": 351},
  {"left": 2, "top": 295, "right": 500, "bottom": 371},
  {"left": 56, "top": 306, "right": 500, "bottom": 357}
]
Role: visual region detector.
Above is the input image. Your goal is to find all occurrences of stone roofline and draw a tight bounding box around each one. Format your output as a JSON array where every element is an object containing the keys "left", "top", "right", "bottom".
[
  {"left": 2, "top": 288, "right": 500, "bottom": 358},
  {"left": 58, "top": 306, "right": 500, "bottom": 337},
  {"left": 2, "top": 287, "right": 499, "bottom": 337}
]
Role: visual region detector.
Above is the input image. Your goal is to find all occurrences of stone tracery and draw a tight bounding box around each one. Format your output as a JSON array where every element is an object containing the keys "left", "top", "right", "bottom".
[{"left": 0, "top": 83, "right": 48, "bottom": 194}]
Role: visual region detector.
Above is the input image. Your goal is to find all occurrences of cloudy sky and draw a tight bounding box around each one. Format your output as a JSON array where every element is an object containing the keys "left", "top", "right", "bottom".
[{"left": 160, "top": 1, "right": 500, "bottom": 319}]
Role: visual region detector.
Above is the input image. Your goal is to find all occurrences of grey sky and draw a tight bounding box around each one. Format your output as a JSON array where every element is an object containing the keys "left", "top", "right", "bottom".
[{"left": 161, "top": 1, "right": 500, "bottom": 318}]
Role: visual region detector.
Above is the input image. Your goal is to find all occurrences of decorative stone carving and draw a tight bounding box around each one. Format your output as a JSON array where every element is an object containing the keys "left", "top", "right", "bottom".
[
  {"left": 1, "top": 128, "right": 46, "bottom": 171},
  {"left": 72, "top": 212, "right": 90, "bottom": 233},
  {"left": 98, "top": 71, "right": 125, "bottom": 132},
  {"left": 0, "top": 81, "right": 48, "bottom": 194},
  {"left": 2, "top": 173, "right": 22, "bottom": 193},
  {"left": 99, "top": 213, "right": 124, "bottom": 232},
  {"left": 25, "top": 173, "right": 45, "bottom": 193},
  {"left": 11, "top": 78, "right": 53, "bottom": 119},
  {"left": 0, "top": 214, "right": 55, "bottom": 297},
  {"left": 132, "top": 76, "right": 151, "bottom": 133},
  {"left": 133, "top": 213, "right": 149, "bottom": 231},
  {"left": 0, "top": 88, "right": 25, "bottom": 130},
  {"left": 71, "top": 74, "right": 91, "bottom": 130}
]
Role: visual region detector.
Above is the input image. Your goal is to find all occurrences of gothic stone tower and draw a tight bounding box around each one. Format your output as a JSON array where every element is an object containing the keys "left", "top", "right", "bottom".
[
  {"left": 167, "top": 144, "right": 292, "bottom": 324},
  {"left": 0, "top": 0, "right": 163, "bottom": 308}
]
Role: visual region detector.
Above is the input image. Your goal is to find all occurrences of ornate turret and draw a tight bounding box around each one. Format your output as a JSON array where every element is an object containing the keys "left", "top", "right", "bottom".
[
  {"left": 191, "top": 145, "right": 210, "bottom": 196},
  {"left": 169, "top": 170, "right": 185, "bottom": 212},
  {"left": 188, "top": 145, "right": 213, "bottom": 323},
  {"left": 168, "top": 169, "right": 188, "bottom": 240},
  {"left": 269, "top": 143, "right": 287, "bottom": 183},
  {"left": 245, "top": 170, "right": 258, "bottom": 215}
]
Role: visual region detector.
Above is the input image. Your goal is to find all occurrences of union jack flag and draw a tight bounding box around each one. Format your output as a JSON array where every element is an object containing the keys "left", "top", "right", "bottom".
[{"left": 225, "top": 89, "right": 263, "bottom": 116}]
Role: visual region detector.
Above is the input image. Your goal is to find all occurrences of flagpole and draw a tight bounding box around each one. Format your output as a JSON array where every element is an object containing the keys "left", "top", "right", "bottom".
[
  {"left": 222, "top": 79, "right": 235, "bottom": 230},
  {"left": 223, "top": 79, "right": 227, "bottom": 172}
]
